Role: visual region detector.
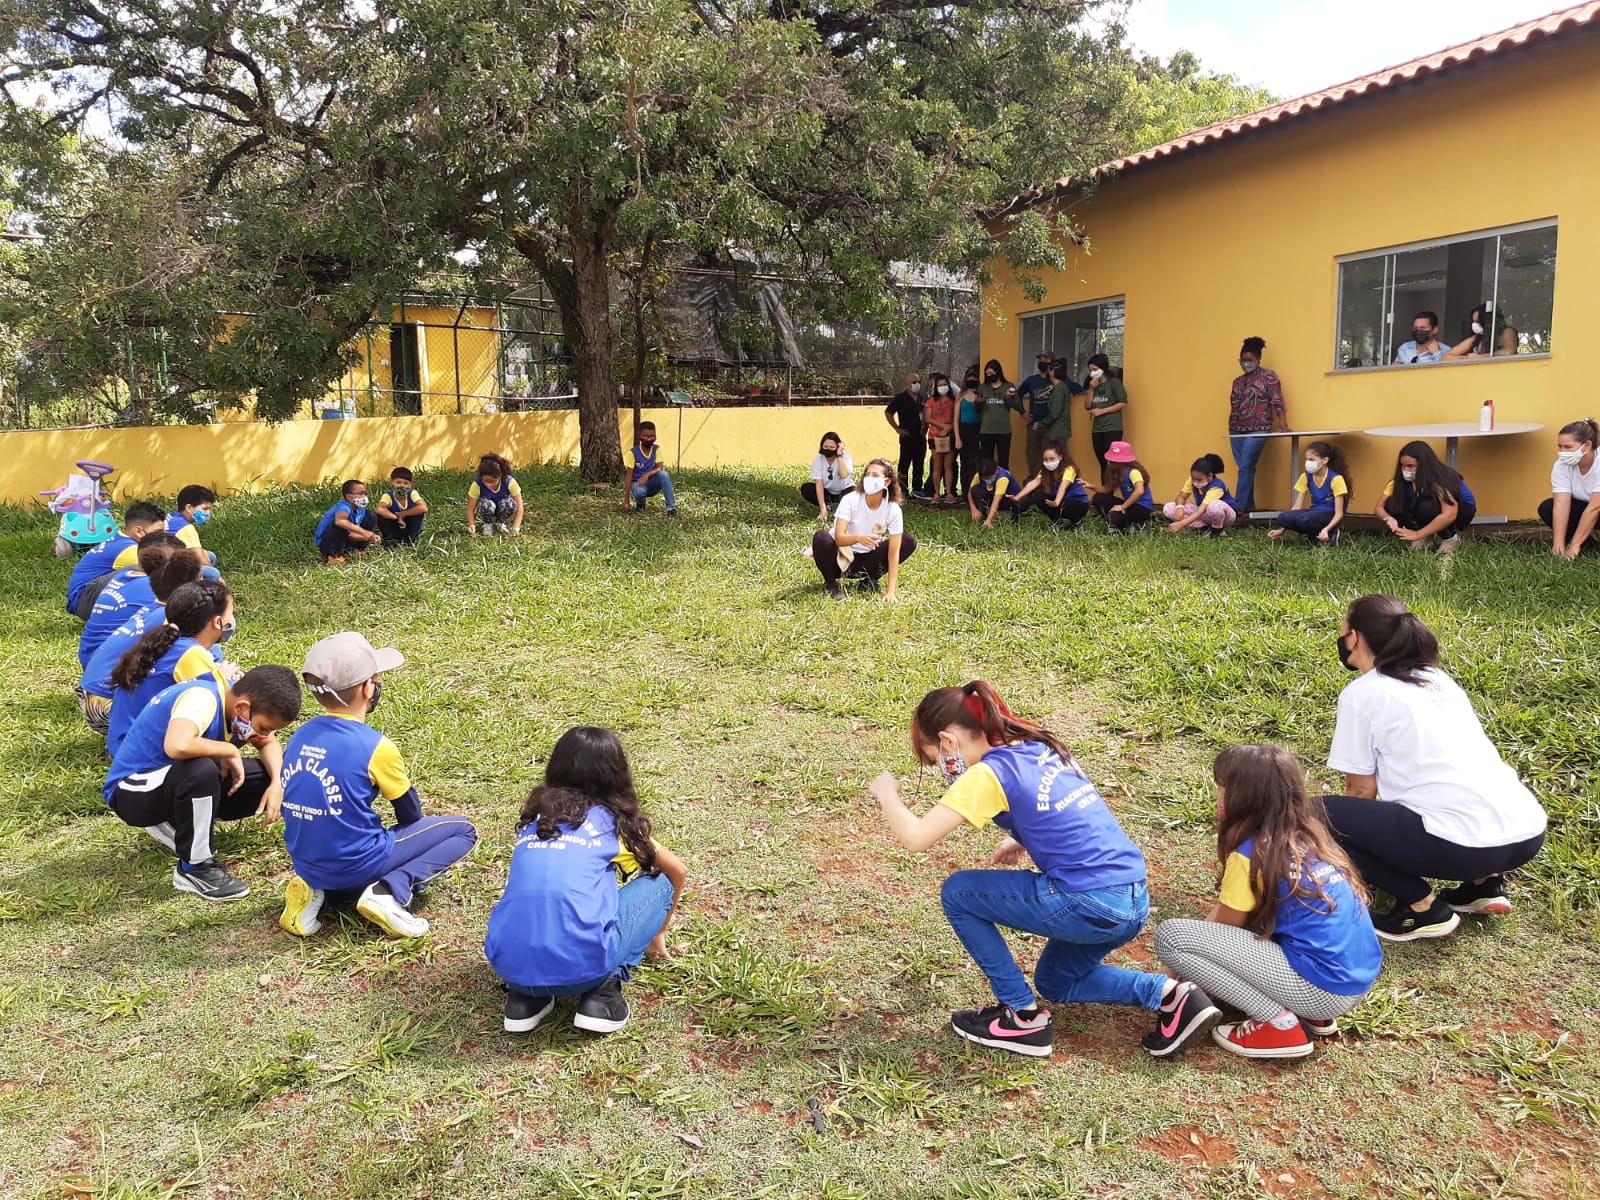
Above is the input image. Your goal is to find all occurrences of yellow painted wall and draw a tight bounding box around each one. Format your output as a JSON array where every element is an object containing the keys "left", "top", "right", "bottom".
[
  {"left": 0, "top": 406, "right": 899, "bottom": 505},
  {"left": 323, "top": 305, "right": 503, "bottom": 418},
  {"left": 981, "top": 34, "right": 1600, "bottom": 519}
]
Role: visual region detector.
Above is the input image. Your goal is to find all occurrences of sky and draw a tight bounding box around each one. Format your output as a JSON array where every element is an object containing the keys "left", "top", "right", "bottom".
[{"left": 1114, "top": 0, "right": 1575, "bottom": 99}]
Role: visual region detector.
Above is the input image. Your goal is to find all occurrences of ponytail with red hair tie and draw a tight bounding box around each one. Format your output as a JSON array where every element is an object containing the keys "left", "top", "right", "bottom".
[{"left": 962, "top": 680, "right": 1013, "bottom": 726}]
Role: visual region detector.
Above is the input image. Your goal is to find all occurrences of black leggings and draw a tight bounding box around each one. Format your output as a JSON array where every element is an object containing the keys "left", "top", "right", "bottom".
[
  {"left": 810, "top": 530, "right": 918, "bottom": 586},
  {"left": 896, "top": 434, "right": 925, "bottom": 493},
  {"left": 1538, "top": 497, "right": 1595, "bottom": 546},
  {"left": 1321, "top": 795, "right": 1545, "bottom": 907},
  {"left": 1383, "top": 492, "right": 1476, "bottom": 536},
  {"left": 957, "top": 424, "right": 982, "bottom": 497},
  {"left": 1091, "top": 492, "right": 1150, "bottom": 531},
  {"left": 978, "top": 433, "right": 1012, "bottom": 476},
  {"left": 1007, "top": 492, "right": 1089, "bottom": 527},
  {"left": 799, "top": 482, "right": 852, "bottom": 509},
  {"left": 110, "top": 757, "right": 273, "bottom": 867},
  {"left": 1091, "top": 431, "right": 1119, "bottom": 479}
]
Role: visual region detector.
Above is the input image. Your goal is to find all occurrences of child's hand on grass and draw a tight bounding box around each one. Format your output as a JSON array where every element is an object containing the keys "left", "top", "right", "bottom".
[{"left": 869, "top": 771, "right": 900, "bottom": 807}]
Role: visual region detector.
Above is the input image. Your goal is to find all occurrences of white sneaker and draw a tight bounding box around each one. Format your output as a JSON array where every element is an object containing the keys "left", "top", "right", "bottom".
[
  {"left": 1437, "top": 534, "right": 1461, "bottom": 554},
  {"left": 356, "top": 884, "right": 429, "bottom": 938},
  {"left": 495, "top": 523, "right": 510, "bottom": 535},
  {"left": 279, "top": 875, "right": 326, "bottom": 937}
]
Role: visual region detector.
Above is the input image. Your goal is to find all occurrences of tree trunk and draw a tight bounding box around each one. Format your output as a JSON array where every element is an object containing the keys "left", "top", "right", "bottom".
[{"left": 569, "top": 223, "right": 623, "bottom": 483}]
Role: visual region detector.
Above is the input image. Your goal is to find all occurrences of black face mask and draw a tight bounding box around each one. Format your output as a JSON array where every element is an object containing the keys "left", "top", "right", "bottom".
[
  {"left": 1411, "top": 328, "right": 1431, "bottom": 342},
  {"left": 1336, "top": 633, "right": 1357, "bottom": 671},
  {"left": 821, "top": 448, "right": 837, "bottom": 458},
  {"left": 368, "top": 680, "right": 383, "bottom": 712}
]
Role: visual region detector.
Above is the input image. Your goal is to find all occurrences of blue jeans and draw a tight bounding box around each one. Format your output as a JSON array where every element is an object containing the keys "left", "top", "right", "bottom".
[
  {"left": 509, "top": 873, "right": 674, "bottom": 998},
  {"left": 940, "top": 870, "right": 1166, "bottom": 1013},
  {"left": 1230, "top": 434, "right": 1266, "bottom": 513},
  {"left": 632, "top": 471, "right": 676, "bottom": 511},
  {"left": 322, "top": 815, "right": 479, "bottom": 907}
]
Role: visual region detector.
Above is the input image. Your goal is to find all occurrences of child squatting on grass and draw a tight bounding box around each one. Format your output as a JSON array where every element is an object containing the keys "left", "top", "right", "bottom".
[
  {"left": 485, "top": 726, "right": 687, "bottom": 1037},
  {"left": 278, "top": 633, "right": 479, "bottom": 940},
  {"left": 314, "top": 479, "right": 383, "bottom": 563},
  {"left": 165, "top": 483, "right": 222, "bottom": 576},
  {"left": 106, "top": 578, "right": 235, "bottom": 757},
  {"left": 1162, "top": 453, "right": 1238, "bottom": 537},
  {"left": 374, "top": 466, "right": 428, "bottom": 545},
  {"left": 1148, "top": 745, "right": 1381, "bottom": 1060},
  {"left": 468, "top": 453, "right": 524, "bottom": 535},
  {"left": 868, "top": 681, "right": 1213, "bottom": 1059},
  {"left": 1269, "top": 440, "right": 1352, "bottom": 546}
]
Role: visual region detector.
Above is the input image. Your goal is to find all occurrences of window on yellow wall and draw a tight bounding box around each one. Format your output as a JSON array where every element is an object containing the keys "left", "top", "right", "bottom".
[
  {"left": 1018, "top": 297, "right": 1124, "bottom": 381},
  {"left": 1334, "top": 220, "right": 1556, "bottom": 370}
]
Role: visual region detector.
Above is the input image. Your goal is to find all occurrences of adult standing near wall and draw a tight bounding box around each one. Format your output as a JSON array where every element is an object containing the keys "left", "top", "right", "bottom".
[
  {"left": 956, "top": 369, "right": 983, "bottom": 500},
  {"left": 1228, "top": 337, "right": 1287, "bottom": 513},
  {"left": 1082, "top": 354, "right": 1127, "bottom": 479},
  {"left": 1018, "top": 352, "right": 1078, "bottom": 476},
  {"left": 885, "top": 373, "right": 928, "bottom": 499},
  {"left": 1321, "top": 595, "right": 1547, "bottom": 942},
  {"left": 978, "top": 359, "right": 1022, "bottom": 475}
]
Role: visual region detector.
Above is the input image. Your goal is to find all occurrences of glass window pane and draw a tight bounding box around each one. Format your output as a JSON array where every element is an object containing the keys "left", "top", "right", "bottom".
[
  {"left": 1336, "top": 256, "right": 1388, "bottom": 368},
  {"left": 1389, "top": 245, "right": 1449, "bottom": 361},
  {"left": 1493, "top": 226, "right": 1557, "bottom": 356},
  {"left": 1018, "top": 314, "right": 1045, "bottom": 367},
  {"left": 1098, "top": 299, "right": 1125, "bottom": 368}
]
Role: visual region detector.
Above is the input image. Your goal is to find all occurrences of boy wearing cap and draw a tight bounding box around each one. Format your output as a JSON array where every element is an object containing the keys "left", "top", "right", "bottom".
[{"left": 278, "top": 632, "right": 477, "bottom": 939}]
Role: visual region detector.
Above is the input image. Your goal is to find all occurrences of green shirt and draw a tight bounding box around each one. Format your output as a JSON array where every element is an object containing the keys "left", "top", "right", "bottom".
[
  {"left": 979, "top": 382, "right": 1022, "bottom": 435},
  {"left": 1040, "top": 382, "right": 1073, "bottom": 440},
  {"left": 1089, "top": 377, "right": 1128, "bottom": 434}
]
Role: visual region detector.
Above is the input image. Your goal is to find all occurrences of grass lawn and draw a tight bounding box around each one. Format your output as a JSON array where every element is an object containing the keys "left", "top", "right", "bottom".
[{"left": 1, "top": 465, "right": 1598, "bottom": 1200}]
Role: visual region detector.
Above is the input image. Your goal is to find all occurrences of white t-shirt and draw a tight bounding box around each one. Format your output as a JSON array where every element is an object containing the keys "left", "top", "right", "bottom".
[
  {"left": 833, "top": 491, "right": 904, "bottom": 556},
  {"left": 1327, "top": 667, "right": 1546, "bottom": 847},
  {"left": 1549, "top": 455, "right": 1600, "bottom": 503},
  {"left": 810, "top": 452, "right": 855, "bottom": 494}
]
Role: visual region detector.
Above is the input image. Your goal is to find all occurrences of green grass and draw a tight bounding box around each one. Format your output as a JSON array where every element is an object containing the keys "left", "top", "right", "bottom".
[{"left": 1, "top": 464, "right": 1598, "bottom": 1199}]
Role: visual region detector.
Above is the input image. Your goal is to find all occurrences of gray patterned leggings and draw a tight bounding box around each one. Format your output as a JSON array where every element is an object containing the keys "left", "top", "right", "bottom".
[{"left": 1152, "top": 918, "right": 1366, "bottom": 1022}]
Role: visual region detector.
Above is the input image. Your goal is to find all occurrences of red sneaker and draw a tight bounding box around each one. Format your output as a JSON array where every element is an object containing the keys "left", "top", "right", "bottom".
[{"left": 1212, "top": 1012, "right": 1314, "bottom": 1059}]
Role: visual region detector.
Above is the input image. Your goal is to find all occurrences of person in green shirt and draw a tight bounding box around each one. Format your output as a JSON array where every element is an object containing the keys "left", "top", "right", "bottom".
[
  {"left": 1082, "top": 354, "right": 1129, "bottom": 480},
  {"left": 978, "top": 358, "right": 1023, "bottom": 475},
  {"left": 1037, "top": 361, "right": 1076, "bottom": 444}
]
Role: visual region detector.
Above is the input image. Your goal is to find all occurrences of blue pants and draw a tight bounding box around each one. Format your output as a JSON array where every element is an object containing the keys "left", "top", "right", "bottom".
[
  {"left": 325, "top": 815, "right": 478, "bottom": 907},
  {"left": 632, "top": 471, "right": 676, "bottom": 512},
  {"left": 508, "top": 873, "right": 674, "bottom": 998},
  {"left": 317, "top": 508, "right": 376, "bottom": 559},
  {"left": 1274, "top": 506, "right": 1335, "bottom": 539},
  {"left": 1230, "top": 434, "right": 1267, "bottom": 513},
  {"left": 940, "top": 870, "right": 1167, "bottom": 1013},
  {"left": 377, "top": 514, "right": 424, "bottom": 544}
]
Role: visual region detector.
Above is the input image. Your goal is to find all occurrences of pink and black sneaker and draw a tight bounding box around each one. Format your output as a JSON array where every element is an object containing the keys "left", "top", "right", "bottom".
[
  {"left": 950, "top": 1002, "right": 1055, "bottom": 1058},
  {"left": 1142, "top": 982, "right": 1222, "bottom": 1058}
]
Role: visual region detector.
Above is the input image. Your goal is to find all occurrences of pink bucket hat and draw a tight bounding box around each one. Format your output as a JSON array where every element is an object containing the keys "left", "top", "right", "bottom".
[{"left": 1104, "top": 440, "right": 1136, "bottom": 463}]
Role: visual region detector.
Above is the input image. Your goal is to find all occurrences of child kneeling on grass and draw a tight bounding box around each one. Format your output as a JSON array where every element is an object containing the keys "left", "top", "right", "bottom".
[
  {"left": 1149, "top": 745, "right": 1381, "bottom": 1060},
  {"left": 868, "top": 680, "right": 1215, "bottom": 1059},
  {"left": 468, "top": 453, "right": 523, "bottom": 535},
  {"left": 106, "top": 579, "right": 234, "bottom": 756},
  {"left": 314, "top": 479, "right": 383, "bottom": 563},
  {"left": 67, "top": 501, "right": 166, "bottom": 620},
  {"left": 103, "top": 666, "right": 301, "bottom": 901},
  {"left": 374, "top": 467, "right": 428, "bottom": 545},
  {"left": 279, "top": 633, "right": 478, "bottom": 939},
  {"left": 1163, "top": 453, "right": 1238, "bottom": 537},
  {"left": 485, "top": 726, "right": 686, "bottom": 1037}
]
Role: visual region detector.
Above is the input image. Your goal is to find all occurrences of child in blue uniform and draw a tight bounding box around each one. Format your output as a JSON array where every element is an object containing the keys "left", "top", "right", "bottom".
[
  {"left": 1376, "top": 441, "right": 1477, "bottom": 553},
  {"left": 486, "top": 726, "right": 687, "bottom": 1036},
  {"left": 623, "top": 422, "right": 678, "bottom": 516},
  {"left": 165, "top": 484, "right": 221, "bottom": 576},
  {"left": 314, "top": 479, "right": 383, "bottom": 562},
  {"left": 966, "top": 458, "right": 1017, "bottom": 528},
  {"left": 869, "top": 680, "right": 1217, "bottom": 1058},
  {"left": 279, "top": 633, "right": 478, "bottom": 939},
  {"left": 467, "top": 453, "right": 523, "bottom": 534},
  {"left": 1006, "top": 440, "right": 1089, "bottom": 527},
  {"left": 77, "top": 532, "right": 184, "bottom": 670},
  {"left": 1163, "top": 453, "right": 1238, "bottom": 536},
  {"left": 1270, "top": 441, "right": 1352, "bottom": 546},
  {"left": 1150, "top": 744, "right": 1381, "bottom": 1059},
  {"left": 67, "top": 501, "right": 165, "bottom": 619},
  {"left": 104, "top": 665, "right": 301, "bottom": 900},
  {"left": 374, "top": 467, "right": 428, "bottom": 545},
  {"left": 106, "top": 579, "right": 234, "bottom": 756},
  {"left": 1087, "top": 441, "right": 1155, "bottom": 532}
]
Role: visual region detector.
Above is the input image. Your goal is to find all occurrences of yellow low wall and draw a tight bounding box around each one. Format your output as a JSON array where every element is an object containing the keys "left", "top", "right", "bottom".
[{"left": 0, "top": 406, "right": 900, "bottom": 506}]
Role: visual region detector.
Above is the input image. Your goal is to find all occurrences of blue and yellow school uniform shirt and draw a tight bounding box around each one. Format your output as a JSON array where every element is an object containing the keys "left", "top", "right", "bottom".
[
  {"left": 467, "top": 475, "right": 521, "bottom": 503},
  {"left": 107, "top": 637, "right": 225, "bottom": 755},
  {"left": 1219, "top": 838, "right": 1382, "bottom": 995},
  {"left": 628, "top": 445, "right": 660, "bottom": 482},
  {"left": 103, "top": 677, "right": 226, "bottom": 802},
  {"left": 1179, "top": 476, "right": 1236, "bottom": 511},
  {"left": 1040, "top": 465, "right": 1088, "bottom": 504},
  {"left": 79, "top": 569, "right": 155, "bottom": 668},
  {"left": 1294, "top": 469, "right": 1348, "bottom": 511},
  {"left": 164, "top": 511, "right": 203, "bottom": 550},
  {"left": 1382, "top": 476, "right": 1475, "bottom": 507},
  {"left": 379, "top": 486, "right": 425, "bottom": 512},
  {"left": 83, "top": 603, "right": 164, "bottom": 698},
  {"left": 280, "top": 714, "right": 411, "bottom": 889},
  {"left": 970, "top": 467, "right": 1016, "bottom": 508},
  {"left": 483, "top": 805, "right": 646, "bottom": 989},
  {"left": 313, "top": 499, "right": 364, "bottom": 547},
  {"left": 939, "top": 742, "right": 1147, "bottom": 892},
  {"left": 66, "top": 534, "right": 135, "bottom": 613},
  {"left": 1118, "top": 467, "right": 1154, "bottom": 509}
]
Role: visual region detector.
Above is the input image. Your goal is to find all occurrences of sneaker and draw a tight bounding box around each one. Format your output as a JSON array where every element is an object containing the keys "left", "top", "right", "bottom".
[
  {"left": 144, "top": 822, "right": 177, "bottom": 855},
  {"left": 950, "top": 1003, "right": 1055, "bottom": 1058},
  {"left": 356, "top": 884, "right": 429, "bottom": 938},
  {"left": 1142, "top": 982, "right": 1222, "bottom": 1058},
  {"left": 1441, "top": 877, "right": 1513, "bottom": 916},
  {"left": 504, "top": 993, "right": 557, "bottom": 1034},
  {"left": 911, "top": 489, "right": 933, "bottom": 502},
  {"left": 279, "top": 875, "right": 326, "bottom": 937},
  {"left": 1437, "top": 534, "right": 1462, "bottom": 554},
  {"left": 1206, "top": 527, "right": 1227, "bottom": 539},
  {"left": 172, "top": 860, "right": 250, "bottom": 902},
  {"left": 1212, "top": 1012, "right": 1315, "bottom": 1059},
  {"left": 495, "top": 523, "right": 509, "bottom": 535},
  {"left": 824, "top": 582, "right": 845, "bottom": 601},
  {"left": 1303, "top": 1017, "right": 1339, "bottom": 1037},
  {"left": 573, "top": 978, "right": 631, "bottom": 1034},
  {"left": 1370, "top": 897, "right": 1460, "bottom": 942}
]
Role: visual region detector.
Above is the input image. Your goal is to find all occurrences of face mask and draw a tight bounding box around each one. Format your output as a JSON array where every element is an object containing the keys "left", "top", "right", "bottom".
[
  {"left": 1411, "top": 328, "right": 1431, "bottom": 342},
  {"left": 352, "top": 496, "right": 369, "bottom": 509},
  {"left": 231, "top": 714, "right": 253, "bottom": 742},
  {"left": 985, "top": 373, "right": 998, "bottom": 382},
  {"left": 822, "top": 448, "right": 837, "bottom": 458},
  {"left": 1557, "top": 449, "right": 1583, "bottom": 466},
  {"left": 1089, "top": 368, "right": 1104, "bottom": 379},
  {"left": 1037, "top": 364, "right": 1051, "bottom": 376},
  {"left": 1402, "top": 469, "right": 1416, "bottom": 482},
  {"left": 192, "top": 508, "right": 212, "bottom": 526},
  {"left": 910, "top": 382, "right": 921, "bottom": 394},
  {"left": 938, "top": 746, "right": 968, "bottom": 785},
  {"left": 936, "top": 385, "right": 949, "bottom": 395},
  {"left": 392, "top": 486, "right": 412, "bottom": 504},
  {"left": 1239, "top": 361, "right": 1257, "bottom": 373},
  {"left": 217, "top": 617, "right": 236, "bottom": 645},
  {"left": 641, "top": 440, "right": 655, "bottom": 448},
  {"left": 862, "top": 475, "right": 888, "bottom": 496},
  {"left": 1471, "top": 322, "right": 1484, "bottom": 335},
  {"left": 1336, "top": 632, "right": 1357, "bottom": 672},
  {"left": 982, "top": 475, "right": 995, "bottom": 487},
  {"left": 1042, "top": 459, "right": 1061, "bottom": 472},
  {"left": 1305, "top": 459, "right": 1322, "bottom": 476},
  {"left": 367, "top": 679, "right": 383, "bottom": 713}
]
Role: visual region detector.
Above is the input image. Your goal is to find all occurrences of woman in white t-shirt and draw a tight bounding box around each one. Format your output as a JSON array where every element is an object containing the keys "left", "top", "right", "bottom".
[
  {"left": 800, "top": 432, "right": 855, "bottom": 520},
  {"left": 1322, "top": 595, "right": 1546, "bottom": 943},
  {"left": 1539, "top": 417, "right": 1600, "bottom": 560},
  {"left": 808, "top": 458, "right": 917, "bottom": 603}
]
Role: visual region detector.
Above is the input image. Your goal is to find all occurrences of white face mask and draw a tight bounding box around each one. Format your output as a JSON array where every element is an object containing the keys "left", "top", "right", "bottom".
[
  {"left": 352, "top": 496, "right": 369, "bottom": 508},
  {"left": 1557, "top": 449, "right": 1584, "bottom": 466},
  {"left": 936, "top": 385, "right": 949, "bottom": 395},
  {"left": 862, "top": 475, "right": 888, "bottom": 496},
  {"left": 1042, "top": 459, "right": 1062, "bottom": 472},
  {"left": 1471, "top": 322, "right": 1485, "bottom": 335},
  {"left": 1305, "top": 459, "right": 1322, "bottom": 476},
  {"left": 1401, "top": 469, "right": 1417, "bottom": 482},
  {"left": 910, "top": 382, "right": 921, "bottom": 394},
  {"left": 1089, "top": 367, "right": 1104, "bottom": 379}
]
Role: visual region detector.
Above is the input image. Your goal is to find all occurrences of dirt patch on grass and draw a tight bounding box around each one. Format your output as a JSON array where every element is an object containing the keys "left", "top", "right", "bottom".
[{"left": 1138, "top": 1121, "right": 1236, "bottom": 1168}]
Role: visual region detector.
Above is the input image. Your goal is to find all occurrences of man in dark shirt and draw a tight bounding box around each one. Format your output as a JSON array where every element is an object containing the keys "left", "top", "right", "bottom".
[
  {"left": 1017, "top": 351, "right": 1080, "bottom": 474},
  {"left": 885, "top": 372, "right": 927, "bottom": 497}
]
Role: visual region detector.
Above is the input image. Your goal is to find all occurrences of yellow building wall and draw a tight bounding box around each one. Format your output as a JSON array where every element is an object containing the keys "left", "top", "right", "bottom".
[
  {"left": 0, "top": 406, "right": 897, "bottom": 505},
  {"left": 323, "top": 305, "right": 503, "bottom": 418},
  {"left": 980, "top": 34, "right": 1599, "bottom": 519}
]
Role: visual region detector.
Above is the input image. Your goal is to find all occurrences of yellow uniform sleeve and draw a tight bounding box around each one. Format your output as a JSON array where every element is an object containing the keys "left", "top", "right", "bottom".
[
  {"left": 939, "top": 763, "right": 1009, "bottom": 828},
  {"left": 507, "top": 478, "right": 523, "bottom": 498},
  {"left": 1382, "top": 480, "right": 1394, "bottom": 497},
  {"left": 368, "top": 735, "right": 413, "bottom": 802},
  {"left": 172, "top": 645, "right": 220, "bottom": 684},
  {"left": 993, "top": 477, "right": 1010, "bottom": 499},
  {"left": 1218, "top": 851, "right": 1259, "bottom": 912},
  {"left": 1201, "top": 485, "right": 1224, "bottom": 507},
  {"left": 411, "top": 487, "right": 425, "bottom": 504},
  {"left": 175, "top": 523, "right": 201, "bottom": 549},
  {"left": 170, "top": 686, "right": 219, "bottom": 733},
  {"left": 1179, "top": 479, "right": 1195, "bottom": 500},
  {"left": 379, "top": 492, "right": 395, "bottom": 509},
  {"left": 1063, "top": 466, "right": 1078, "bottom": 486},
  {"left": 467, "top": 481, "right": 481, "bottom": 501},
  {"left": 1128, "top": 469, "right": 1145, "bottom": 488},
  {"left": 1294, "top": 475, "right": 1308, "bottom": 494},
  {"left": 1331, "top": 475, "right": 1349, "bottom": 497},
  {"left": 113, "top": 544, "right": 140, "bottom": 569}
]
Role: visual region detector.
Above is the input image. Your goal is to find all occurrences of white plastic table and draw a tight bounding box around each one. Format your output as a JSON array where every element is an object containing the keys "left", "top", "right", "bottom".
[
  {"left": 1236, "top": 428, "right": 1359, "bottom": 509},
  {"left": 1363, "top": 421, "right": 1544, "bottom": 523}
]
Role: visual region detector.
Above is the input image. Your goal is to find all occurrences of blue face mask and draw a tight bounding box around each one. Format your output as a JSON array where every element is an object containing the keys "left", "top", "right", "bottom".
[
  {"left": 217, "top": 618, "right": 236, "bottom": 645},
  {"left": 231, "top": 714, "right": 253, "bottom": 742},
  {"left": 192, "top": 508, "right": 212, "bottom": 526}
]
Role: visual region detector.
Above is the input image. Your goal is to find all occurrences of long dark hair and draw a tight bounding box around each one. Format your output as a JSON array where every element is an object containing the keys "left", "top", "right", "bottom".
[
  {"left": 1305, "top": 440, "right": 1353, "bottom": 497},
  {"left": 112, "top": 579, "right": 231, "bottom": 691},
  {"left": 1190, "top": 452, "right": 1226, "bottom": 480},
  {"left": 477, "top": 453, "right": 512, "bottom": 482},
  {"left": 818, "top": 431, "right": 843, "bottom": 453},
  {"left": 1039, "top": 438, "right": 1076, "bottom": 487},
  {"left": 1345, "top": 594, "right": 1439, "bottom": 684},
  {"left": 912, "top": 680, "right": 1075, "bottom": 770},
  {"left": 857, "top": 457, "right": 903, "bottom": 504},
  {"left": 1108, "top": 457, "right": 1151, "bottom": 495},
  {"left": 981, "top": 358, "right": 1009, "bottom": 388},
  {"left": 1394, "top": 440, "right": 1461, "bottom": 504},
  {"left": 1213, "top": 744, "right": 1367, "bottom": 936},
  {"left": 518, "top": 726, "right": 658, "bottom": 874},
  {"left": 150, "top": 547, "right": 205, "bottom": 602}
]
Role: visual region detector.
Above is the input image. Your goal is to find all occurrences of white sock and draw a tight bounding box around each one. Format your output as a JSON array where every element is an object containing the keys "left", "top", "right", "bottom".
[{"left": 1268, "top": 1010, "right": 1300, "bottom": 1031}]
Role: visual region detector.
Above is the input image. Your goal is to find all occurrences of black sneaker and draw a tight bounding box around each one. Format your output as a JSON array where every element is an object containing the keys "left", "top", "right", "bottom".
[
  {"left": 1371, "top": 897, "right": 1460, "bottom": 942},
  {"left": 1142, "top": 982, "right": 1222, "bottom": 1058},
  {"left": 1441, "top": 877, "right": 1513, "bottom": 915},
  {"left": 824, "top": 582, "right": 845, "bottom": 601},
  {"left": 504, "top": 993, "right": 556, "bottom": 1034},
  {"left": 573, "top": 978, "right": 630, "bottom": 1034},
  {"left": 1304, "top": 1017, "right": 1339, "bottom": 1037},
  {"left": 950, "top": 1003, "right": 1055, "bottom": 1058},
  {"left": 171, "top": 860, "right": 250, "bottom": 902}
]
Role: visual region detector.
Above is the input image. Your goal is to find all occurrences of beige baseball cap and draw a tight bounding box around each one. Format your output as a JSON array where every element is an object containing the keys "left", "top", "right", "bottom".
[{"left": 301, "top": 631, "right": 405, "bottom": 691}]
